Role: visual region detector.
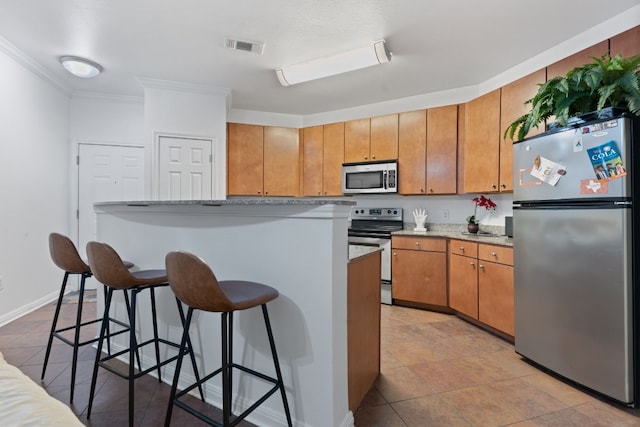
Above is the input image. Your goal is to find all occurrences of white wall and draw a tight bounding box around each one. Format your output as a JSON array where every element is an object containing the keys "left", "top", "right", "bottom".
[
  {"left": 140, "top": 78, "right": 229, "bottom": 199},
  {"left": 0, "top": 43, "right": 71, "bottom": 324}
]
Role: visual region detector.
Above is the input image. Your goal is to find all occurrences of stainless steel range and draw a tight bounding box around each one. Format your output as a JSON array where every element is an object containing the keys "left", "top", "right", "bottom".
[{"left": 348, "top": 207, "right": 403, "bottom": 304}]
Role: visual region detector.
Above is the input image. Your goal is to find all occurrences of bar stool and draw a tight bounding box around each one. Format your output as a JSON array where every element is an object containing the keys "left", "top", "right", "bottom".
[
  {"left": 42, "top": 232, "right": 134, "bottom": 403},
  {"left": 85, "top": 241, "right": 204, "bottom": 427},
  {"left": 164, "top": 251, "right": 292, "bottom": 427}
]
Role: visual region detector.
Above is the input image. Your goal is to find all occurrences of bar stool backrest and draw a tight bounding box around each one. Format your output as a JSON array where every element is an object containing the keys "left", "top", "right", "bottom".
[
  {"left": 165, "top": 251, "right": 234, "bottom": 312},
  {"left": 49, "top": 233, "right": 90, "bottom": 274},
  {"left": 86, "top": 241, "right": 137, "bottom": 289}
]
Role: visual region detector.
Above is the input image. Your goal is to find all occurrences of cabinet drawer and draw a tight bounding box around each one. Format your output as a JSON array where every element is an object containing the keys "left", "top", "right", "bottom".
[
  {"left": 448, "top": 239, "right": 478, "bottom": 258},
  {"left": 478, "top": 244, "right": 513, "bottom": 265},
  {"left": 392, "top": 236, "right": 446, "bottom": 252}
]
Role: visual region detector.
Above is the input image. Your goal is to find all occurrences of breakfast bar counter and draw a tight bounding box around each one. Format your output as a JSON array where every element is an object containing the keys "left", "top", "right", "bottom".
[{"left": 94, "top": 198, "right": 355, "bottom": 427}]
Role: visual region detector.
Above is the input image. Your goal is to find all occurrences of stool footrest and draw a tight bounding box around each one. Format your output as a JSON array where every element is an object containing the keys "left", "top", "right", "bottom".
[{"left": 173, "top": 362, "right": 283, "bottom": 427}]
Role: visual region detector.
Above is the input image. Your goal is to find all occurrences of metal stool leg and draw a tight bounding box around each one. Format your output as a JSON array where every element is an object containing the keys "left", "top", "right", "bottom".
[
  {"left": 128, "top": 288, "right": 138, "bottom": 427},
  {"left": 87, "top": 287, "right": 114, "bottom": 419},
  {"left": 164, "top": 307, "right": 194, "bottom": 427},
  {"left": 69, "top": 272, "right": 89, "bottom": 403},
  {"left": 150, "top": 287, "right": 162, "bottom": 382},
  {"left": 262, "top": 304, "right": 293, "bottom": 427},
  {"left": 222, "top": 312, "right": 231, "bottom": 426},
  {"left": 174, "top": 299, "right": 205, "bottom": 401},
  {"left": 41, "top": 272, "right": 69, "bottom": 381}
]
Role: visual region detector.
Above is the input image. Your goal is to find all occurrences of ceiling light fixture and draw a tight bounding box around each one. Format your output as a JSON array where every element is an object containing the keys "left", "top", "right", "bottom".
[
  {"left": 59, "top": 55, "right": 103, "bottom": 78},
  {"left": 276, "top": 40, "right": 391, "bottom": 86}
]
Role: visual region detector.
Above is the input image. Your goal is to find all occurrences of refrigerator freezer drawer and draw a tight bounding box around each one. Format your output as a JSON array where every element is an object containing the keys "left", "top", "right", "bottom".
[{"left": 514, "top": 205, "right": 633, "bottom": 403}]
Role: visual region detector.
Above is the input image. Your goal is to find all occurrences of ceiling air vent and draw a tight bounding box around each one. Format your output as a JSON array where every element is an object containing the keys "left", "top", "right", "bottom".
[{"left": 224, "top": 37, "right": 265, "bottom": 55}]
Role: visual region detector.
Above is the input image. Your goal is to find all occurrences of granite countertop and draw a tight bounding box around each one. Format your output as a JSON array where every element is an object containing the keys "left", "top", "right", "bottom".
[
  {"left": 393, "top": 224, "right": 513, "bottom": 247},
  {"left": 349, "top": 245, "right": 383, "bottom": 261},
  {"left": 95, "top": 198, "right": 356, "bottom": 207}
]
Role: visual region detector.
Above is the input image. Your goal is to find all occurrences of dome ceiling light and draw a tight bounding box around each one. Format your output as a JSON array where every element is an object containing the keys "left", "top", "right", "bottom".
[{"left": 59, "top": 55, "right": 103, "bottom": 78}]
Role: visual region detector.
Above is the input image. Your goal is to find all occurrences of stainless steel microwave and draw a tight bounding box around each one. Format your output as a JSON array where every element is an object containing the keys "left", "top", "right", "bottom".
[{"left": 342, "top": 160, "right": 398, "bottom": 194}]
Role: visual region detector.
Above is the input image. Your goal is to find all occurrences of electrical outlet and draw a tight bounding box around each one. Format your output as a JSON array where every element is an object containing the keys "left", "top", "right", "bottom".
[{"left": 441, "top": 209, "right": 450, "bottom": 220}]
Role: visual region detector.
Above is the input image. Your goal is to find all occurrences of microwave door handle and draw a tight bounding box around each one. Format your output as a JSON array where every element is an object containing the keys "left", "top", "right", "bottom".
[{"left": 383, "top": 171, "right": 387, "bottom": 189}]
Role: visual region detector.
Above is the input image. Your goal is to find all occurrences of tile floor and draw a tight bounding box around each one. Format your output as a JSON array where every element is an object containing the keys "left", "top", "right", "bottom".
[
  {"left": 354, "top": 304, "right": 640, "bottom": 426},
  {"left": 1, "top": 295, "right": 640, "bottom": 426}
]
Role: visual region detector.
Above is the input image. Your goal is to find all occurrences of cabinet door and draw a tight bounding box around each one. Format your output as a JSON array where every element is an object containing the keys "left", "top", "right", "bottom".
[
  {"left": 448, "top": 253, "right": 478, "bottom": 318},
  {"left": 610, "top": 26, "right": 640, "bottom": 57},
  {"left": 302, "top": 126, "right": 324, "bottom": 196},
  {"left": 344, "top": 118, "right": 371, "bottom": 163},
  {"left": 264, "top": 126, "right": 299, "bottom": 196},
  {"left": 370, "top": 114, "right": 398, "bottom": 161},
  {"left": 398, "top": 110, "right": 427, "bottom": 195},
  {"left": 392, "top": 249, "right": 447, "bottom": 306},
  {"left": 478, "top": 261, "right": 514, "bottom": 336},
  {"left": 227, "top": 123, "right": 263, "bottom": 195},
  {"left": 323, "top": 122, "right": 345, "bottom": 196},
  {"left": 499, "top": 69, "right": 546, "bottom": 192},
  {"left": 426, "top": 105, "right": 458, "bottom": 194},
  {"left": 464, "top": 89, "right": 501, "bottom": 193}
]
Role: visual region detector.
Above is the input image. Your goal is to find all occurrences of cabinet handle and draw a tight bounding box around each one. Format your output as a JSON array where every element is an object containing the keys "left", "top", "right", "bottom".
[
  {"left": 372, "top": 155, "right": 376, "bottom": 159},
  {"left": 491, "top": 252, "right": 497, "bottom": 257},
  {"left": 415, "top": 241, "right": 420, "bottom": 247},
  {"left": 469, "top": 262, "right": 475, "bottom": 266},
  {"left": 364, "top": 156, "right": 368, "bottom": 160},
  {"left": 257, "top": 191, "right": 261, "bottom": 194},
  {"left": 492, "top": 184, "right": 497, "bottom": 189},
  {"left": 459, "top": 246, "right": 465, "bottom": 251},
  {"left": 393, "top": 252, "right": 397, "bottom": 256},
  {"left": 479, "top": 264, "right": 485, "bottom": 269},
  {"left": 420, "top": 188, "right": 425, "bottom": 193},
  {"left": 429, "top": 188, "right": 434, "bottom": 193},
  {"left": 501, "top": 184, "right": 506, "bottom": 189},
  {"left": 317, "top": 192, "right": 321, "bottom": 195}
]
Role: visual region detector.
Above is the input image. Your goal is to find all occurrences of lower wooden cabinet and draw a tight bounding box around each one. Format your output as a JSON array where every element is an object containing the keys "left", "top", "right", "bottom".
[
  {"left": 448, "top": 239, "right": 514, "bottom": 337},
  {"left": 477, "top": 244, "right": 514, "bottom": 336},
  {"left": 391, "top": 236, "right": 447, "bottom": 306}
]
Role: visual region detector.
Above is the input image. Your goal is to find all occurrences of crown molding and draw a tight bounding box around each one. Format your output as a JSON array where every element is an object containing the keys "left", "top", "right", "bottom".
[
  {"left": 71, "top": 90, "right": 144, "bottom": 105},
  {"left": 0, "top": 34, "right": 70, "bottom": 96},
  {"left": 136, "top": 76, "right": 231, "bottom": 97}
]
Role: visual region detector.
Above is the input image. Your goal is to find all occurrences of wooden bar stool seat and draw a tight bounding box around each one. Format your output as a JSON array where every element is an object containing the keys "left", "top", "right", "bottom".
[
  {"left": 85, "top": 241, "right": 203, "bottom": 427},
  {"left": 164, "top": 251, "right": 292, "bottom": 427}
]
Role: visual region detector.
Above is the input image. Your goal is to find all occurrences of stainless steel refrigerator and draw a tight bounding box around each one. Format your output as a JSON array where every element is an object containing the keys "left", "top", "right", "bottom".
[{"left": 513, "top": 112, "right": 640, "bottom": 405}]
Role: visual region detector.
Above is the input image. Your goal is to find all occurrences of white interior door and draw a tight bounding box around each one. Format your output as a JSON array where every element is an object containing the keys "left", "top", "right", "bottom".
[
  {"left": 78, "top": 144, "right": 145, "bottom": 287},
  {"left": 158, "top": 136, "right": 213, "bottom": 200}
]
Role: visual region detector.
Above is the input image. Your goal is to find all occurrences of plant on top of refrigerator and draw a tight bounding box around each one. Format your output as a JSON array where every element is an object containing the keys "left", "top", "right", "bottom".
[
  {"left": 504, "top": 53, "right": 640, "bottom": 142},
  {"left": 466, "top": 195, "right": 497, "bottom": 225}
]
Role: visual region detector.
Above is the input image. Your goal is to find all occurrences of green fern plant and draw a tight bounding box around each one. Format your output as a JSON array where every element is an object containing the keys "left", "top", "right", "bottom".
[{"left": 504, "top": 53, "right": 640, "bottom": 141}]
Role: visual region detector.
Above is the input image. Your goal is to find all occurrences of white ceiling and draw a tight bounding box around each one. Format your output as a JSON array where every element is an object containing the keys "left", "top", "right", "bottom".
[{"left": 1, "top": 0, "right": 638, "bottom": 115}]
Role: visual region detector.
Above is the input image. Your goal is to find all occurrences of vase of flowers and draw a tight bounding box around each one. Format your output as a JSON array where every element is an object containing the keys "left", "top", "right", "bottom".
[{"left": 466, "top": 195, "right": 496, "bottom": 233}]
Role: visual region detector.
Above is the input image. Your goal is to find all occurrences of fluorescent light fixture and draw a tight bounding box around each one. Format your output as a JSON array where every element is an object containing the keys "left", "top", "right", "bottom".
[
  {"left": 276, "top": 40, "right": 391, "bottom": 86},
  {"left": 59, "top": 56, "right": 103, "bottom": 78}
]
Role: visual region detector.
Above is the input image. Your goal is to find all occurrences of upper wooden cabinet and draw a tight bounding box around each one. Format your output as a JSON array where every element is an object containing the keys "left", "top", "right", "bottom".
[
  {"left": 398, "top": 107, "right": 457, "bottom": 195},
  {"left": 547, "top": 41, "right": 609, "bottom": 79},
  {"left": 610, "top": 25, "right": 640, "bottom": 57},
  {"left": 302, "top": 125, "right": 323, "bottom": 196},
  {"left": 344, "top": 118, "right": 370, "bottom": 163},
  {"left": 345, "top": 115, "right": 398, "bottom": 163},
  {"left": 302, "top": 123, "right": 344, "bottom": 196},
  {"left": 227, "top": 123, "right": 264, "bottom": 196},
  {"left": 370, "top": 114, "right": 398, "bottom": 161},
  {"left": 323, "top": 122, "right": 345, "bottom": 196},
  {"left": 499, "top": 69, "right": 547, "bottom": 192},
  {"left": 227, "top": 123, "right": 299, "bottom": 196},
  {"left": 464, "top": 89, "right": 501, "bottom": 193},
  {"left": 426, "top": 105, "right": 457, "bottom": 194},
  {"left": 398, "top": 110, "right": 426, "bottom": 195}
]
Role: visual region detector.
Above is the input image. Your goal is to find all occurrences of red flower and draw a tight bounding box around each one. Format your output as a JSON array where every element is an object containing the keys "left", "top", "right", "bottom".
[{"left": 467, "top": 195, "right": 497, "bottom": 224}]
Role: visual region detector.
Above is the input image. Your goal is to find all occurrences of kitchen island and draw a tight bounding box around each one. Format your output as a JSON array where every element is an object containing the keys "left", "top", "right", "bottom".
[{"left": 93, "top": 199, "right": 357, "bottom": 427}]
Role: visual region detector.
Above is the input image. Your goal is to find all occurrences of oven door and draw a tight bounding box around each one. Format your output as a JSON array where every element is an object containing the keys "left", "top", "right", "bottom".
[{"left": 347, "top": 235, "right": 392, "bottom": 304}]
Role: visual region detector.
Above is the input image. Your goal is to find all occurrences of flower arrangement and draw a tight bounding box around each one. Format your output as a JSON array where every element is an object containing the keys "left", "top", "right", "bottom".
[{"left": 466, "top": 195, "right": 497, "bottom": 225}]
